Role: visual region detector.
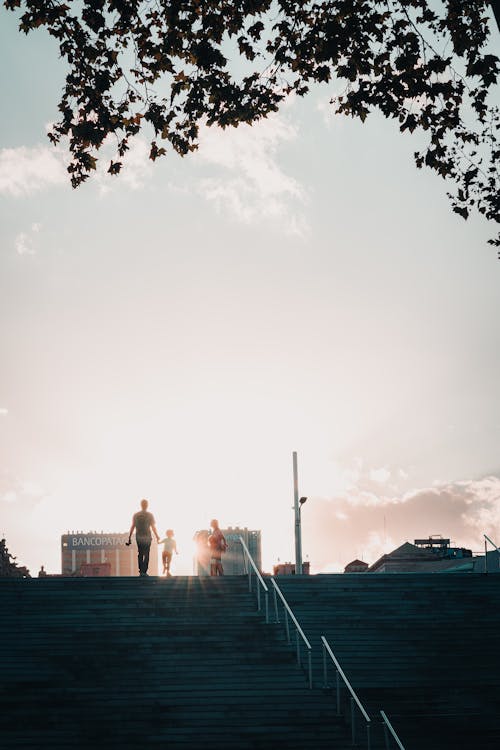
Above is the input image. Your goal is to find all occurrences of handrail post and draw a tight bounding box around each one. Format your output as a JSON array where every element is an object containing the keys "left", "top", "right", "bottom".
[
  {"left": 336, "top": 669, "right": 340, "bottom": 715},
  {"left": 273, "top": 585, "right": 279, "bottom": 623},
  {"left": 351, "top": 697, "right": 355, "bottom": 746},
  {"left": 383, "top": 721, "right": 390, "bottom": 750},
  {"left": 380, "top": 711, "right": 406, "bottom": 750},
  {"left": 322, "top": 635, "right": 371, "bottom": 733},
  {"left": 366, "top": 721, "right": 371, "bottom": 750},
  {"left": 239, "top": 535, "right": 268, "bottom": 618},
  {"left": 270, "top": 578, "right": 312, "bottom": 691},
  {"left": 323, "top": 641, "right": 327, "bottom": 688}
]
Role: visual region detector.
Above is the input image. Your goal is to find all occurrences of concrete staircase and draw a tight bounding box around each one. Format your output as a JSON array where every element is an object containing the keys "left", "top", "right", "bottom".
[
  {"left": 275, "top": 573, "right": 500, "bottom": 749},
  {"left": 0, "top": 576, "right": 351, "bottom": 749}
]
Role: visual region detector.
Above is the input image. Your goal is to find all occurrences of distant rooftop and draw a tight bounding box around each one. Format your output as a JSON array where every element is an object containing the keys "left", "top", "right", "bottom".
[{"left": 361, "top": 537, "right": 475, "bottom": 574}]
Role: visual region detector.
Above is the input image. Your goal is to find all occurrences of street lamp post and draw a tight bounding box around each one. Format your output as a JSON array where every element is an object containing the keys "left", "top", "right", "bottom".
[{"left": 293, "top": 451, "right": 306, "bottom": 575}]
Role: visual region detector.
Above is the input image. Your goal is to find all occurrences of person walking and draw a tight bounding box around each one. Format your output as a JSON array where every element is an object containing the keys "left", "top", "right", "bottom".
[
  {"left": 158, "top": 529, "right": 178, "bottom": 576},
  {"left": 208, "top": 519, "right": 227, "bottom": 576},
  {"left": 127, "top": 499, "right": 160, "bottom": 577}
]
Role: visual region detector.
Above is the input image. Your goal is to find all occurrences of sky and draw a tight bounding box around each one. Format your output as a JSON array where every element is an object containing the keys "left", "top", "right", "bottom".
[{"left": 1, "top": 8, "right": 500, "bottom": 577}]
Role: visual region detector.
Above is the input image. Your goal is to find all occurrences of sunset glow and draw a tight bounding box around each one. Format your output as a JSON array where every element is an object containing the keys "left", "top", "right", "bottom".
[{"left": 1, "top": 12, "right": 500, "bottom": 579}]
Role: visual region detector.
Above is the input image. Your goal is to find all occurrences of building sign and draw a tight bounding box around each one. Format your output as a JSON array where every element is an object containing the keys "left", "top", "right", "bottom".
[
  {"left": 61, "top": 532, "right": 157, "bottom": 576},
  {"left": 64, "top": 534, "right": 128, "bottom": 550}
]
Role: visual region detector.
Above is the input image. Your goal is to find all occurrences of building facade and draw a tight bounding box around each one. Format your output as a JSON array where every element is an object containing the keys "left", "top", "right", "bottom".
[
  {"left": 194, "top": 527, "right": 262, "bottom": 576},
  {"left": 61, "top": 532, "right": 158, "bottom": 576}
]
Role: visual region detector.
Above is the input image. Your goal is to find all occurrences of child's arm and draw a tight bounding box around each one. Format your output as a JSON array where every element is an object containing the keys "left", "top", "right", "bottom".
[
  {"left": 174, "top": 541, "right": 179, "bottom": 554},
  {"left": 151, "top": 521, "right": 161, "bottom": 544},
  {"left": 158, "top": 538, "right": 166, "bottom": 545}
]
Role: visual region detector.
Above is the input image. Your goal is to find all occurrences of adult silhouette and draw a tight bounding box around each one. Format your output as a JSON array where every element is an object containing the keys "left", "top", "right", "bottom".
[
  {"left": 128, "top": 499, "right": 160, "bottom": 577},
  {"left": 208, "top": 519, "right": 227, "bottom": 576}
]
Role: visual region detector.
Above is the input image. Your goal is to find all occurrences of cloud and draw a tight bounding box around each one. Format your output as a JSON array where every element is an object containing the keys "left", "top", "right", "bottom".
[
  {"left": 318, "top": 560, "right": 345, "bottom": 573},
  {"left": 316, "top": 89, "right": 347, "bottom": 130},
  {"left": 0, "top": 475, "right": 46, "bottom": 506},
  {"left": 448, "top": 477, "right": 500, "bottom": 536},
  {"left": 15, "top": 232, "right": 35, "bottom": 256},
  {"left": 302, "top": 473, "right": 500, "bottom": 572},
  {"left": 0, "top": 146, "right": 66, "bottom": 196},
  {"left": 19, "top": 481, "right": 45, "bottom": 498},
  {"left": 316, "top": 97, "right": 336, "bottom": 129},
  {"left": 94, "top": 137, "right": 154, "bottom": 194},
  {"left": 0, "top": 473, "right": 53, "bottom": 572},
  {"left": 15, "top": 222, "right": 42, "bottom": 256},
  {"left": 0, "top": 123, "right": 308, "bottom": 239},
  {"left": 369, "top": 467, "right": 391, "bottom": 483},
  {"left": 0, "top": 138, "right": 153, "bottom": 200},
  {"left": 120, "top": 138, "right": 154, "bottom": 190},
  {"left": 0, "top": 408, "right": 8, "bottom": 416},
  {"left": 362, "top": 530, "right": 397, "bottom": 564},
  {"left": 195, "top": 116, "right": 309, "bottom": 236}
]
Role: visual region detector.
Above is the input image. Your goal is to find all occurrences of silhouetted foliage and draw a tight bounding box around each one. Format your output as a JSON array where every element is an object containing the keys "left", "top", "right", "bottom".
[
  {"left": 0, "top": 538, "right": 30, "bottom": 577},
  {"left": 4, "top": 1, "right": 500, "bottom": 245}
]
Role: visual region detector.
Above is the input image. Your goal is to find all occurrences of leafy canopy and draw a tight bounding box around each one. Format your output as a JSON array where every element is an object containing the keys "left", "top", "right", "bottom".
[{"left": 5, "top": 0, "right": 500, "bottom": 246}]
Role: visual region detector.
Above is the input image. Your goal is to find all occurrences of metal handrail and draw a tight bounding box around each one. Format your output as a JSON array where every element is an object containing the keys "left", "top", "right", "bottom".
[
  {"left": 380, "top": 711, "right": 406, "bottom": 750},
  {"left": 321, "top": 635, "right": 371, "bottom": 748},
  {"left": 238, "top": 536, "right": 269, "bottom": 623},
  {"left": 484, "top": 534, "right": 500, "bottom": 551},
  {"left": 271, "top": 577, "right": 312, "bottom": 688}
]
